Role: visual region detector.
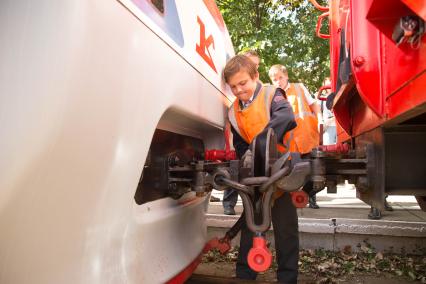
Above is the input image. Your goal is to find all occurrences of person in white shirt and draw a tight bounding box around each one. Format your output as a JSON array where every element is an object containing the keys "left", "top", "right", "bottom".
[{"left": 320, "top": 77, "right": 336, "bottom": 145}]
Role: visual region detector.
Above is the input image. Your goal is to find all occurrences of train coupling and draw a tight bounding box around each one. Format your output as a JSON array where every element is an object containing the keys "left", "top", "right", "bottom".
[{"left": 200, "top": 129, "right": 311, "bottom": 272}]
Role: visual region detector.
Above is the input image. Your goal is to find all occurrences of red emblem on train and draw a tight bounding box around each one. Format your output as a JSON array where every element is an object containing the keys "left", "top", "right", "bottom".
[{"left": 196, "top": 16, "right": 217, "bottom": 73}]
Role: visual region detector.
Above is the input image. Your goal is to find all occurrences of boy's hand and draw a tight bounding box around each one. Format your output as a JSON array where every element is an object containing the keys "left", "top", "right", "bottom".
[{"left": 241, "top": 149, "right": 253, "bottom": 168}]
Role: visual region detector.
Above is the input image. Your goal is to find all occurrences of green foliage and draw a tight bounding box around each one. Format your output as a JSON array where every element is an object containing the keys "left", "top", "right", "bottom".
[{"left": 217, "top": 0, "right": 330, "bottom": 92}]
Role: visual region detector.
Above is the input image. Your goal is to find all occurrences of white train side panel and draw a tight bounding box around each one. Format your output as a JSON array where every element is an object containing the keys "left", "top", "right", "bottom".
[{"left": 0, "top": 0, "right": 234, "bottom": 283}]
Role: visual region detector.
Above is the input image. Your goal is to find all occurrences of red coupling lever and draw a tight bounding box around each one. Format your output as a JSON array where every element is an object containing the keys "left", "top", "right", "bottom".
[
  {"left": 318, "top": 143, "right": 349, "bottom": 154},
  {"left": 204, "top": 122, "right": 237, "bottom": 161},
  {"left": 247, "top": 236, "right": 272, "bottom": 272},
  {"left": 204, "top": 149, "right": 236, "bottom": 161},
  {"left": 203, "top": 236, "right": 231, "bottom": 254},
  {"left": 290, "top": 191, "right": 309, "bottom": 208}
]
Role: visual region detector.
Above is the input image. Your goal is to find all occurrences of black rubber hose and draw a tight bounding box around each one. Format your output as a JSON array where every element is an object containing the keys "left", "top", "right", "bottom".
[{"left": 225, "top": 214, "right": 245, "bottom": 240}]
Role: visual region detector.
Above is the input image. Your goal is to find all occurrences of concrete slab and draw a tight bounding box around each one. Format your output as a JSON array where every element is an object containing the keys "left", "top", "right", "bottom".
[
  {"left": 206, "top": 184, "right": 426, "bottom": 253},
  {"left": 208, "top": 183, "right": 426, "bottom": 222}
]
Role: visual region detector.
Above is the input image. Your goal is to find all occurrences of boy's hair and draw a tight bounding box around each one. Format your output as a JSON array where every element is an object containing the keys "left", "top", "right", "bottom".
[
  {"left": 240, "top": 49, "right": 260, "bottom": 59},
  {"left": 268, "top": 64, "right": 288, "bottom": 78},
  {"left": 223, "top": 55, "right": 258, "bottom": 83}
]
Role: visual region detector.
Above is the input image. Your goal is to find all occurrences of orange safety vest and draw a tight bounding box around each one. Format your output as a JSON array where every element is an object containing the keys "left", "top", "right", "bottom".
[
  {"left": 228, "top": 85, "right": 290, "bottom": 151},
  {"left": 282, "top": 83, "right": 319, "bottom": 154}
]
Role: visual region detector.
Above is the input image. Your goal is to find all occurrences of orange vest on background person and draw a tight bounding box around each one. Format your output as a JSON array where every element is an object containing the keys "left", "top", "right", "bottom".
[
  {"left": 228, "top": 85, "right": 290, "bottom": 151},
  {"left": 283, "top": 83, "right": 319, "bottom": 154}
]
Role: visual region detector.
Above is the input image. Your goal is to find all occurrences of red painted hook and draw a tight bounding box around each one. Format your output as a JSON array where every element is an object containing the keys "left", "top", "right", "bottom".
[
  {"left": 247, "top": 237, "right": 272, "bottom": 272},
  {"left": 291, "top": 191, "right": 309, "bottom": 208}
]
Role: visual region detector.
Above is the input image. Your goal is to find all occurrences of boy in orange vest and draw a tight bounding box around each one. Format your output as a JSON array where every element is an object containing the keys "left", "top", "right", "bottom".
[
  {"left": 224, "top": 55, "right": 299, "bottom": 283},
  {"left": 222, "top": 50, "right": 261, "bottom": 215},
  {"left": 268, "top": 64, "right": 322, "bottom": 209}
]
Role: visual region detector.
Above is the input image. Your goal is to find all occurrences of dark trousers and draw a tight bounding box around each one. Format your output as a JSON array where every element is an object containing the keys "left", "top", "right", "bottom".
[
  {"left": 223, "top": 188, "right": 238, "bottom": 209},
  {"left": 300, "top": 153, "right": 314, "bottom": 195},
  {"left": 236, "top": 192, "right": 299, "bottom": 283}
]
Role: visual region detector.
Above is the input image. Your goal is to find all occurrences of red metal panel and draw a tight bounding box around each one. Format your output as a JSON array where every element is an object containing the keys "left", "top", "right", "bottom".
[
  {"left": 387, "top": 70, "right": 426, "bottom": 120},
  {"left": 332, "top": 82, "right": 353, "bottom": 134},
  {"left": 367, "top": 0, "right": 412, "bottom": 21},
  {"left": 383, "top": 35, "right": 426, "bottom": 101},
  {"left": 329, "top": 0, "right": 426, "bottom": 139},
  {"left": 402, "top": 0, "right": 426, "bottom": 21},
  {"left": 366, "top": 0, "right": 425, "bottom": 101},
  {"left": 366, "top": 0, "right": 426, "bottom": 121},
  {"left": 350, "top": 0, "right": 384, "bottom": 117},
  {"left": 383, "top": 34, "right": 426, "bottom": 119},
  {"left": 336, "top": 121, "right": 351, "bottom": 143},
  {"left": 328, "top": 0, "right": 353, "bottom": 135},
  {"left": 351, "top": 93, "right": 386, "bottom": 137},
  {"left": 329, "top": 0, "right": 351, "bottom": 94}
]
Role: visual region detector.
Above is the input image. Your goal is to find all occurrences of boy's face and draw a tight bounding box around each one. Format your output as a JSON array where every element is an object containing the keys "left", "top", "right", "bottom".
[
  {"left": 270, "top": 71, "right": 288, "bottom": 90},
  {"left": 227, "top": 70, "right": 258, "bottom": 103}
]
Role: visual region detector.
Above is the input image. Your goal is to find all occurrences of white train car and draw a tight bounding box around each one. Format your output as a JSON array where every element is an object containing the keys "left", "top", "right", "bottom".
[{"left": 0, "top": 0, "right": 234, "bottom": 283}]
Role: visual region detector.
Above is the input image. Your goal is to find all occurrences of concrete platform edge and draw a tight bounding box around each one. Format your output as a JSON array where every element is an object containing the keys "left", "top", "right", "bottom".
[{"left": 206, "top": 214, "right": 426, "bottom": 238}]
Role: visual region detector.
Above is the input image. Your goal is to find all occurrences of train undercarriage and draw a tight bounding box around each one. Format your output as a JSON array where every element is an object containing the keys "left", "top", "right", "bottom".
[
  {"left": 141, "top": 118, "right": 426, "bottom": 227},
  {"left": 138, "top": 119, "right": 426, "bottom": 273}
]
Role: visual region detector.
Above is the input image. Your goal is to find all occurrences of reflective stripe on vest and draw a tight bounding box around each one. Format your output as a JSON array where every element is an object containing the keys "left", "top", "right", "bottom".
[
  {"left": 294, "top": 112, "right": 317, "bottom": 119},
  {"left": 294, "top": 83, "right": 316, "bottom": 119}
]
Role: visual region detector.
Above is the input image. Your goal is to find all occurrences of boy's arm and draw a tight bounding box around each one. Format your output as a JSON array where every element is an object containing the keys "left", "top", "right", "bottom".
[
  {"left": 310, "top": 102, "right": 322, "bottom": 122},
  {"left": 301, "top": 84, "right": 323, "bottom": 124},
  {"left": 266, "top": 89, "right": 297, "bottom": 141},
  {"left": 230, "top": 125, "right": 249, "bottom": 159}
]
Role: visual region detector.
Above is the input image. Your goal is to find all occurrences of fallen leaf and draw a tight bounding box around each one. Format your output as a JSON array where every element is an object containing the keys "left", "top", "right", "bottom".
[{"left": 375, "top": 252, "right": 383, "bottom": 260}]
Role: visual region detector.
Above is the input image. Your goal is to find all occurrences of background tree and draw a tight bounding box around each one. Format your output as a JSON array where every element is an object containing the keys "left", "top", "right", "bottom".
[{"left": 217, "top": 0, "right": 329, "bottom": 93}]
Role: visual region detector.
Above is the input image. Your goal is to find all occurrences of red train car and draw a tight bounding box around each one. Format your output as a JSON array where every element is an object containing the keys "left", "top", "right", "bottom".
[{"left": 311, "top": 0, "right": 426, "bottom": 216}]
